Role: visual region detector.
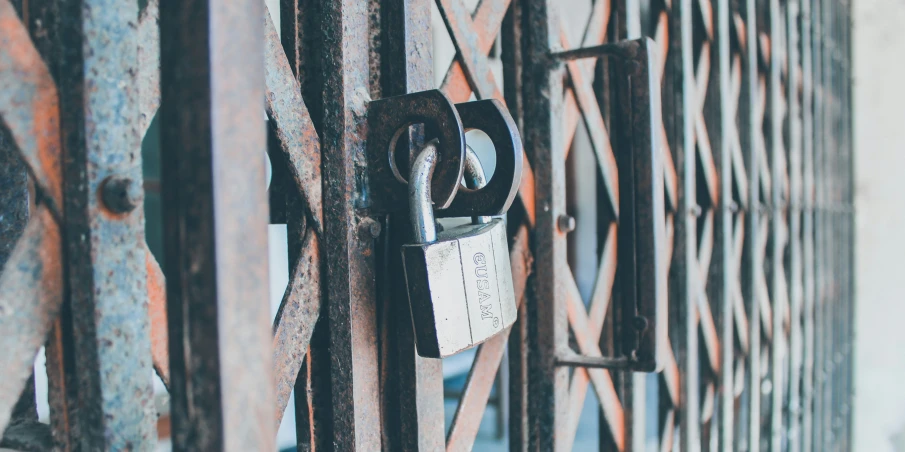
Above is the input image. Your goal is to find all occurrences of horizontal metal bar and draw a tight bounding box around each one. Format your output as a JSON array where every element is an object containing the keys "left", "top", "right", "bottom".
[
  {"left": 555, "top": 352, "right": 631, "bottom": 369},
  {"left": 550, "top": 39, "right": 643, "bottom": 62}
]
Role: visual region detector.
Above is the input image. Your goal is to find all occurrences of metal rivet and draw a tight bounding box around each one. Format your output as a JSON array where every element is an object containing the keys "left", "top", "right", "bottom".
[
  {"left": 632, "top": 316, "right": 649, "bottom": 332},
  {"left": 359, "top": 218, "right": 382, "bottom": 238},
  {"left": 557, "top": 215, "right": 576, "bottom": 233},
  {"left": 101, "top": 176, "right": 142, "bottom": 214},
  {"left": 689, "top": 205, "right": 703, "bottom": 217},
  {"left": 729, "top": 201, "right": 739, "bottom": 213}
]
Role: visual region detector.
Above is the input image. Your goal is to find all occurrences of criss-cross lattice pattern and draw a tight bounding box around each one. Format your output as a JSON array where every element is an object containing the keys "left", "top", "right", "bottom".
[
  {"left": 0, "top": 0, "right": 856, "bottom": 449},
  {"left": 558, "top": 2, "right": 625, "bottom": 450},
  {"left": 644, "top": 2, "right": 683, "bottom": 449},
  {"left": 140, "top": 0, "right": 326, "bottom": 426},
  {"left": 0, "top": 0, "right": 325, "bottom": 443},
  {"left": 0, "top": 1, "right": 64, "bottom": 432},
  {"left": 433, "top": 0, "right": 536, "bottom": 449}
]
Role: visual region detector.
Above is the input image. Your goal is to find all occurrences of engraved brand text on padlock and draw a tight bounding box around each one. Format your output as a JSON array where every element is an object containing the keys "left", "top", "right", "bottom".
[{"left": 401, "top": 144, "right": 516, "bottom": 358}]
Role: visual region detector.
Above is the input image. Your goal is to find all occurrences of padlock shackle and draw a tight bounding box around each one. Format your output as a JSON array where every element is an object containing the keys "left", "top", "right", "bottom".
[
  {"left": 463, "top": 146, "right": 491, "bottom": 224},
  {"left": 410, "top": 143, "right": 493, "bottom": 243},
  {"left": 410, "top": 142, "right": 439, "bottom": 243}
]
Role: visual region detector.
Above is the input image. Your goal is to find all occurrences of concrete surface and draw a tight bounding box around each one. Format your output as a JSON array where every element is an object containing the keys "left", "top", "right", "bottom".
[{"left": 853, "top": 1, "right": 905, "bottom": 451}]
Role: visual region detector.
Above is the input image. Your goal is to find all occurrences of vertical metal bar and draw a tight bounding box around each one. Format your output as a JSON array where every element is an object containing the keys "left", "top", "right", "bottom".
[
  {"left": 677, "top": 0, "right": 701, "bottom": 448},
  {"left": 159, "top": 0, "right": 276, "bottom": 449},
  {"left": 741, "top": 0, "right": 762, "bottom": 449},
  {"left": 278, "top": 1, "right": 332, "bottom": 449},
  {"left": 611, "top": 3, "right": 636, "bottom": 451},
  {"left": 844, "top": 2, "right": 855, "bottom": 447},
  {"left": 644, "top": 0, "right": 683, "bottom": 448},
  {"left": 809, "top": 0, "right": 822, "bottom": 447},
  {"left": 767, "top": 1, "right": 789, "bottom": 449},
  {"left": 28, "top": 4, "right": 73, "bottom": 449},
  {"left": 830, "top": 3, "right": 839, "bottom": 445},
  {"left": 814, "top": 0, "right": 830, "bottom": 446},
  {"left": 49, "top": 0, "right": 158, "bottom": 448},
  {"left": 786, "top": 1, "right": 805, "bottom": 450},
  {"left": 501, "top": 2, "right": 528, "bottom": 450},
  {"left": 523, "top": 0, "right": 568, "bottom": 449},
  {"left": 378, "top": 0, "right": 445, "bottom": 449},
  {"left": 621, "top": 2, "right": 651, "bottom": 450},
  {"left": 800, "top": 0, "right": 815, "bottom": 449},
  {"left": 315, "top": 0, "right": 383, "bottom": 448},
  {"left": 829, "top": 15, "right": 839, "bottom": 437},
  {"left": 828, "top": 2, "right": 837, "bottom": 435},
  {"left": 716, "top": 0, "right": 737, "bottom": 448}
]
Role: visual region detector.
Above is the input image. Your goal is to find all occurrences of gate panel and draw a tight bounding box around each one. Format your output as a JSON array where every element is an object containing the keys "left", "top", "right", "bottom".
[{"left": 0, "top": 0, "right": 855, "bottom": 450}]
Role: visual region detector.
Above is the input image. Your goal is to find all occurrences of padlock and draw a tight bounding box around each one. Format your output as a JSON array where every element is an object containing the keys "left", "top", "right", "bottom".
[{"left": 401, "top": 143, "right": 517, "bottom": 359}]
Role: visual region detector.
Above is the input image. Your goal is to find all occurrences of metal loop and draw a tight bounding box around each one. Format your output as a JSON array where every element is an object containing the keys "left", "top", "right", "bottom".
[
  {"left": 409, "top": 141, "right": 439, "bottom": 243},
  {"left": 462, "top": 146, "right": 492, "bottom": 224}
]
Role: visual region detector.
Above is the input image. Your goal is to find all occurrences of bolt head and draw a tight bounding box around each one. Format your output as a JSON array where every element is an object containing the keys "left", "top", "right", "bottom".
[
  {"left": 557, "top": 215, "right": 576, "bottom": 233},
  {"left": 101, "top": 176, "right": 142, "bottom": 214}
]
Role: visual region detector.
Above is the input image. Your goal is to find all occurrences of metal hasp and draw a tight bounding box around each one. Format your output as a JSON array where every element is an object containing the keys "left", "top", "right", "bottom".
[
  {"left": 367, "top": 89, "right": 466, "bottom": 211},
  {"left": 551, "top": 38, "right": 667, "bottom": 372},
  {"left": 438, "top": 100, "right": 524, "bottom": 218},
  {"left": 366, "top": 90, "right": 523, "bottom": 218}
]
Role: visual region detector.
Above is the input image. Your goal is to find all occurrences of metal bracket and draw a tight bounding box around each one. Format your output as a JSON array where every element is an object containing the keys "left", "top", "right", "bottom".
[
  {"left": 367, "top": 91, "right": 523, "bottom": 217},
  {"left": 553, "top": 38, "right": 667, "bottom": 372},
  {"left": 366, "top": 89, "right": 465, "bottom": 211},
  {"left": 437, "top": 99, "right": 523, "bottom": 218}
]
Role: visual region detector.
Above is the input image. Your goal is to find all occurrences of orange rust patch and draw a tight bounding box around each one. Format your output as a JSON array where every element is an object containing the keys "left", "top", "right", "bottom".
[{"left": 146, "top": 249, "right": 170, "bottom": 388}]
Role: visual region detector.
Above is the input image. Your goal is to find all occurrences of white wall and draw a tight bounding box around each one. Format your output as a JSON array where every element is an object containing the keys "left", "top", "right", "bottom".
[{"left": 853, "top": 1, "right": 905, "bottom": 450}]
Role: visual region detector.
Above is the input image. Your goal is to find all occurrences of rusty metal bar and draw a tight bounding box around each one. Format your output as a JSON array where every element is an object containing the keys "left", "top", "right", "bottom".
[
  {"left": 0, "top": 12, "right": 48, "bottom": 443},
  {"left": 501, "top": 3, "right": 530, "bottom": 450},
  {"left": 377, "top": 0, "right": 446, "bottom": 450},
  {"left": 307, "top": 0, "right": 383, "bottom": 448},
  {"left": 262, "top": 6, "right": 325, "bottom": 428},
  {"left": 0, "top": 0, "right": 859, "bottom": 449},
  {"left": 273, "top": 1, "right": 332, "bottom": 447},
  {"left": 0, "top": 7, "right": 31, "bottom": 442},
  {"left": 4, "top": 0, "right": 69, "bottom": 447},
  {"left": 158, "top": 0, "right": 276, "bottom": 449},
  {"left": 523, "top": 0, "right": 568, "bottom": 449},
  {"left": 44, "top": 0, "right": 158, "bottom": 448}
]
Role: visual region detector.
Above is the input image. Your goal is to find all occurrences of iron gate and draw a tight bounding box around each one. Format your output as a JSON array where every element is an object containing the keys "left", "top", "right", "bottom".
[{"left": 0, "top": 0, "right": 854, "bottom": 450}]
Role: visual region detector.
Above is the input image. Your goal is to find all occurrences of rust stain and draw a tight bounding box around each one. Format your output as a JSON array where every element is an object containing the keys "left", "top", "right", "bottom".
[
  {"left": 0, "top": 0, "right": 62, "bottom": 212},
  {"left": 146, "top": 248, "right": 170, "bottom": 388}
]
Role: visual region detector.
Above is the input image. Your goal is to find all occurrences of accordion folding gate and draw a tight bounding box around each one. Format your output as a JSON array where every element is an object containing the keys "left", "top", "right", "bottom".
[{"left": 0, "top": 0, "right": 854, "bottom": 450}]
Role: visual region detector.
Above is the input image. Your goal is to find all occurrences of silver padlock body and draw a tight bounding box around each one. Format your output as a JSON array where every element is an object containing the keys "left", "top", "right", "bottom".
[{"left": 401, "top": 218, "right": 516, "bottom": 358}]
